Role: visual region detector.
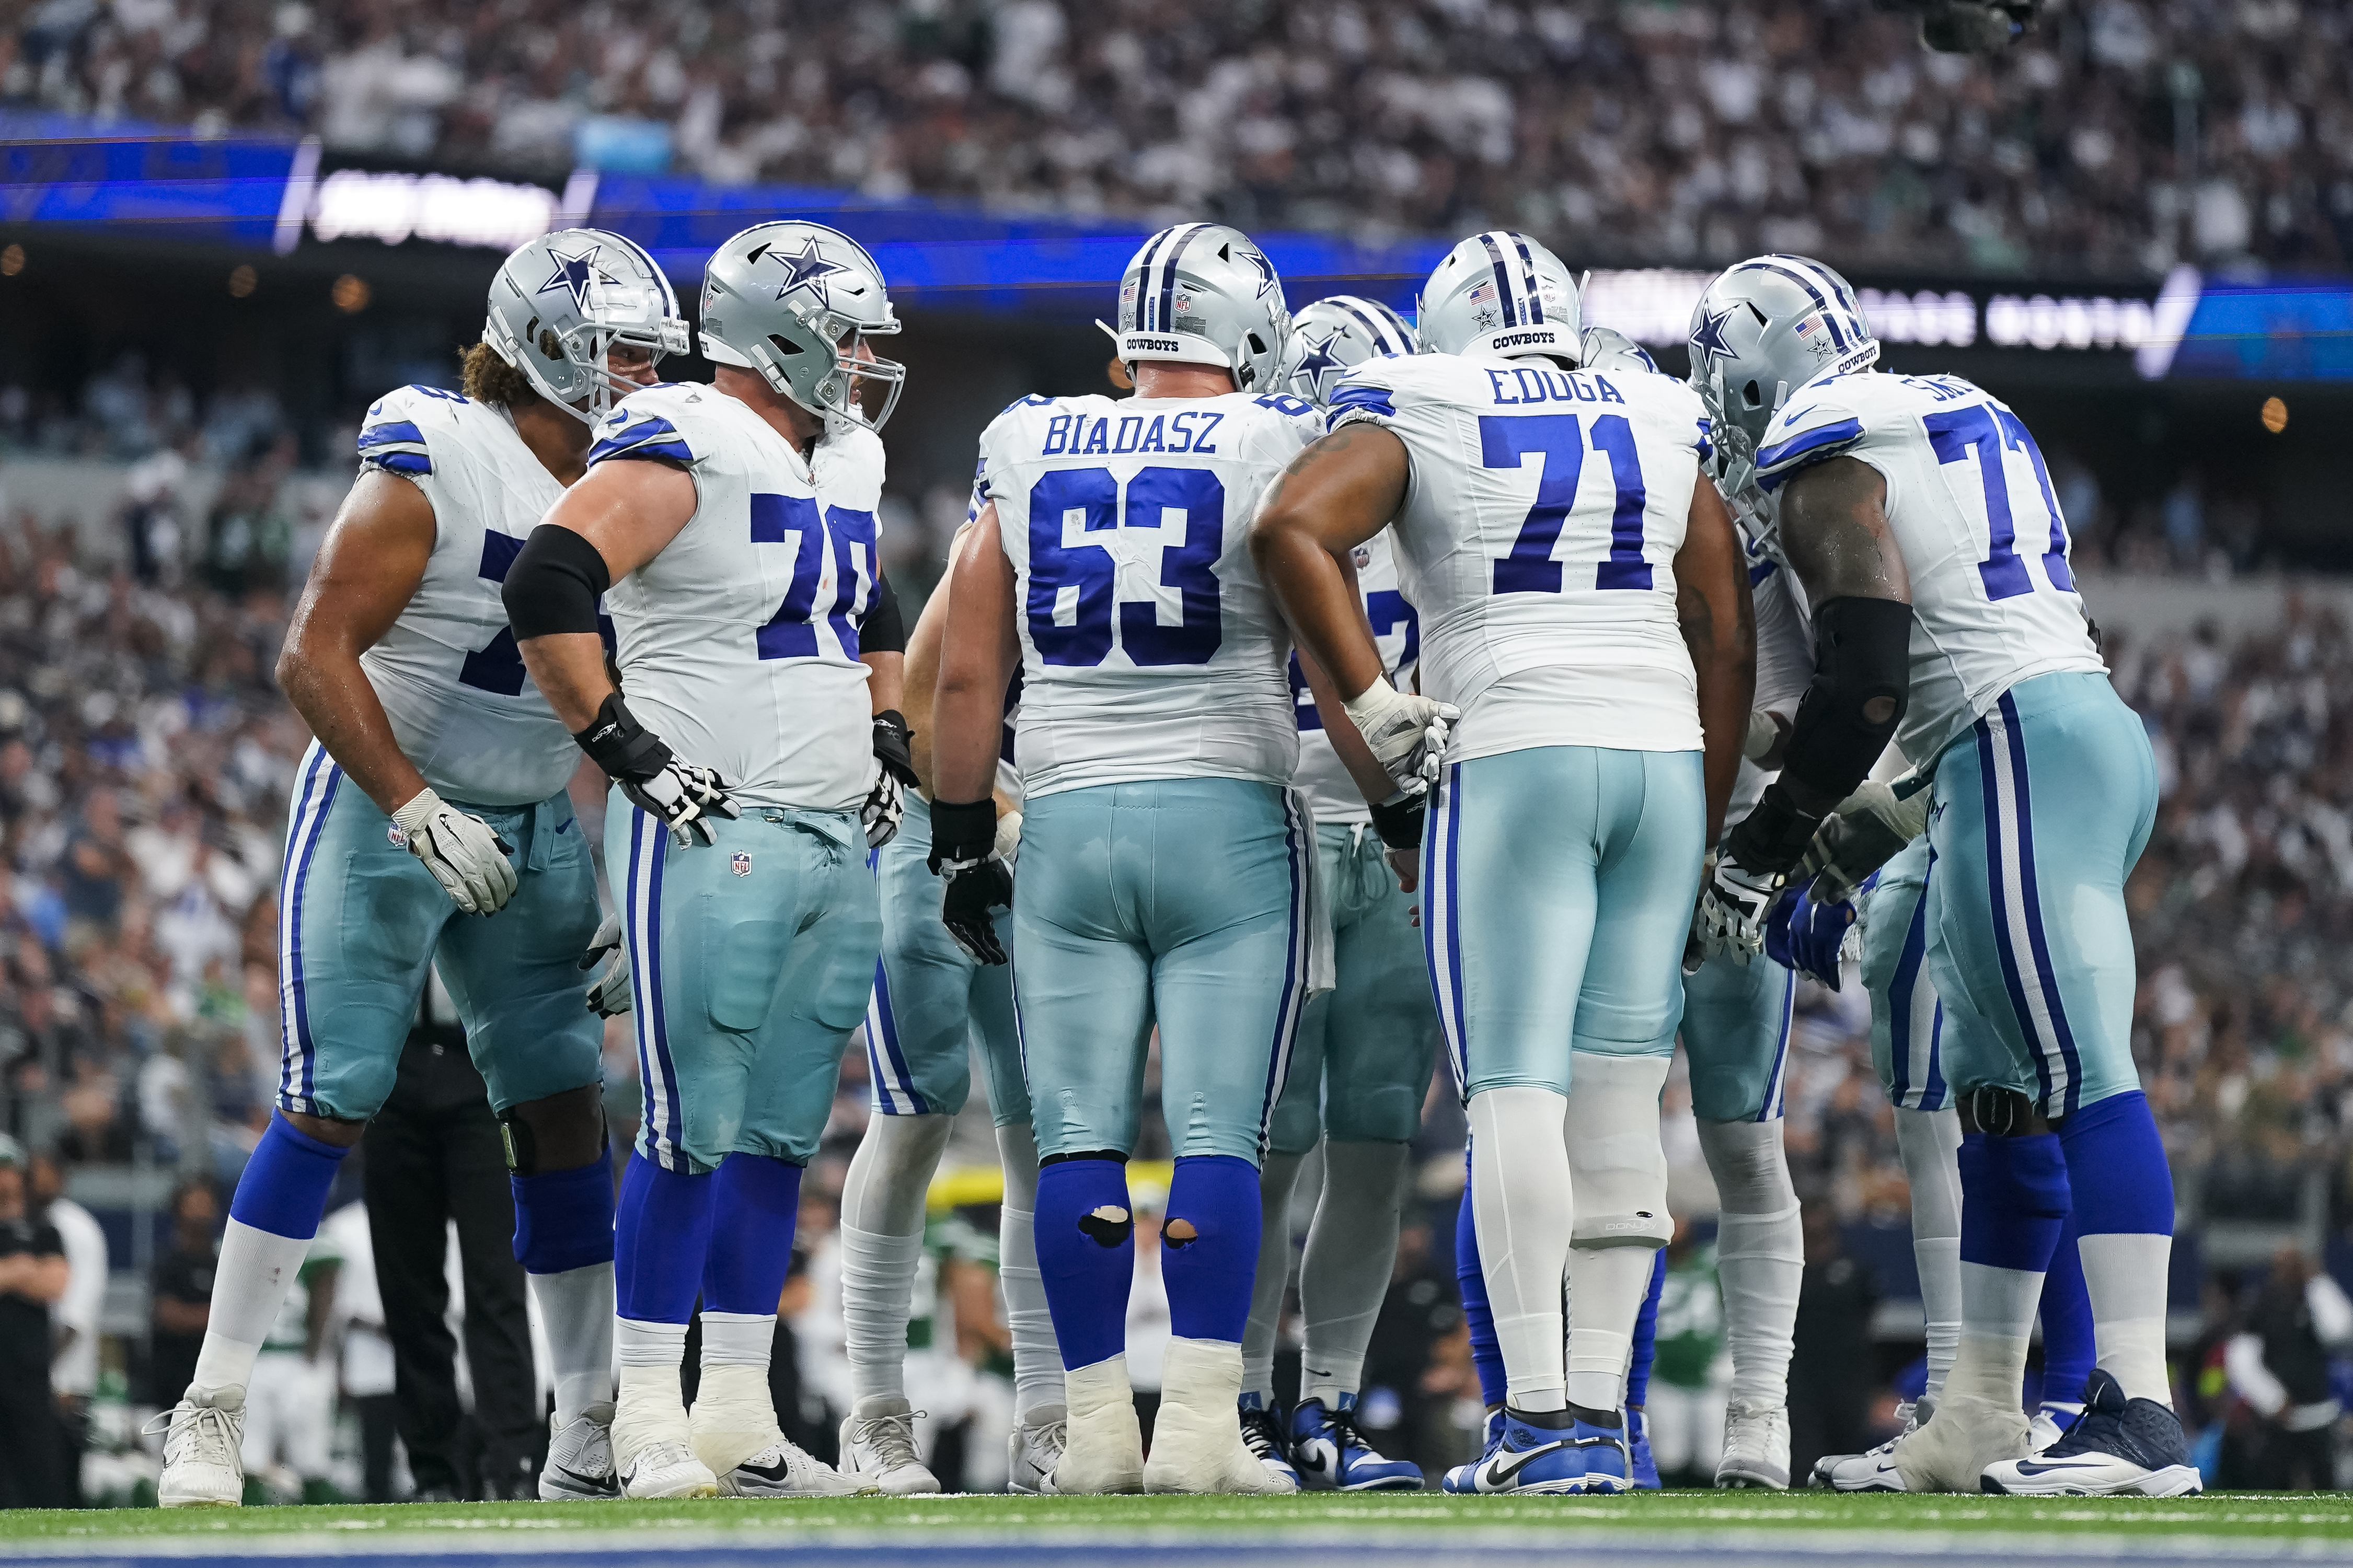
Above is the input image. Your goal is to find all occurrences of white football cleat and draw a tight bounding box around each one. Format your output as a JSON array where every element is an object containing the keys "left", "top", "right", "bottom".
[
  {"left": 1142, "top": 1339, "right": 1296, "bottom": 1495},
  {"left": 719, "top": 1436, "right": 874, "bottom": 1497},
  {"left": 1052, "top": 1356, "right": 1145, "bottom": 1494},
  {"left": 1810, "top": 1400, "right": 1919, "bottom": 1492},
  {"left": 153, "top": 1387, "right": 247, "bottom": 1508},
  {"left": 1892, "top": 1392, "right": 2028, "bottom": 1493},
  {"left": 541, "top": 1401, "right": 621, "bottom": 1500},
  {"left": 839, "top": 1395, "right": 940, "bottom": 1495},
  {"left": 1714, "top": 1399, "right": 1791, "bottom": 1490},
  {"left": 614, "top": 1368, "right": 718, "bottom": 1499},
  {"left": 1008, "top": 1406, "right": 1068, "bottom": 1495}
]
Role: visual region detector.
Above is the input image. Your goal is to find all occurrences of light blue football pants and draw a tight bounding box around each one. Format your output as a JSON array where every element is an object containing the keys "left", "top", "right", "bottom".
[
  {"left": 1012, "top": 779, "right": 1309, "bottom": 1165},
  {"left": 1267, "top": 822, "right": 1442, "bottom": 1156},
  {"left": 1861, "top": 835, "right": 1956, "bottom": 1112},
  {"left": 275, "top": 741, "right": 603, "bottom": 1121},
  {"left": 605, "top": 793, "right": 878, "bottom": 1174},
  {"left": 866, "top": 807, "right": 1028, "bottom": 1125},
  {"left": 1922, "top": 672, "right": 2158, "bottom": 1118},
  {"left": 1422, "top": 746, "right": 1708, "bottom": 1099},
  {"left": 1680, "top": 947, "right": 1795, "bottom": 1124}
]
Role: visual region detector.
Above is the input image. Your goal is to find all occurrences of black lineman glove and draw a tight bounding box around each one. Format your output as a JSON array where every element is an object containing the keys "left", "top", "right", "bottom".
[
  {"left": 575, "top": 692, "right": 739, "bottom": 847},
  {"left": 1368, "top": 793, "right": 1425, "bottom": 853},
  {"left": 872, "top": 710, "right": 919, "bottom": 787},
  {"left": 929, "top": 796, "right": 1012, "bottom": 966},
  {"left": 860, "top": 710, "right": 920, "bottom": 849}
]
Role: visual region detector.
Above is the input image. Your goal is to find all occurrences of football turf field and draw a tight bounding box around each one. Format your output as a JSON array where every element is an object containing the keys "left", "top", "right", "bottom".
[{"left": 3, "top": 1493, "right": 2349, "bottom": 1566}]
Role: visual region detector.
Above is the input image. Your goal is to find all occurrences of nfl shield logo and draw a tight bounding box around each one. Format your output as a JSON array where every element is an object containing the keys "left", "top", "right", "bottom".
[
  {"left": 387, "top": 824, "right": 407, "bottom": 848},
  {"left": 731, "top": 852, "right": 752, "bottom": 877}
]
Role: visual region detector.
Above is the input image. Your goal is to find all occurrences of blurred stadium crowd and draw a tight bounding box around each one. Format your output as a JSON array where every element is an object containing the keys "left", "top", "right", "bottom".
[{"left": 8, "top": 0, "right": 2350, "bottom": 275}]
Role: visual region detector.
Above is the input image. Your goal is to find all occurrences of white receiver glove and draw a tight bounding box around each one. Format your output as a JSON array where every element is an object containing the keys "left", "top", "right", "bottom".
[
  {"left": 1800, "top": 773, "right": 1934, "bottom": 903},
  {"left": 393, "top": 788, "right": 518, "bottom": 915},
  {"left": 994, "top": 808, "right": 1023, "bottom": 870},
  {"left": 1688, "top": 852, "right": 1778, "bottom": 971},
  {"left": 578, "top": 912, "right": 632, "bottom": 1017},
  {"left": 1342, "top": 677, "right": 1459, "bottom": 797}
]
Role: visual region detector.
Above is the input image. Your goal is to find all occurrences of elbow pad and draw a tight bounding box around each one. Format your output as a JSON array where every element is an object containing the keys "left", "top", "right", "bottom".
[
  {"left": 861, "top": 572, "right": 907, "bottom": 655},
  {"left": 1779, "top": 595, "right": 1911, "bottom": 804},
  {"left": 503, "top": 524, "right": 612, "bottom": 640}
]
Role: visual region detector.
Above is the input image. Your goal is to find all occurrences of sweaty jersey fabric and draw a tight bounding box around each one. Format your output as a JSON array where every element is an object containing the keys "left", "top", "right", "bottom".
[
  {"left": 1752, "top": 370, "right": 2104, "bottom": 765},
  {"left": 1289, "top": 529, "right": 1418, "bottom": 824},
  {"left": 589, "top": 384, "right": 881, "bottom": 811},
  {"left": 354, "top": 386, "right": 578, "bottom": 806},
  {"left": 976, "top": 390, "right": 1321, "bottom": 798},
  {"left": 1328, "top": 353, "right": 1711, "bottom": 760}
]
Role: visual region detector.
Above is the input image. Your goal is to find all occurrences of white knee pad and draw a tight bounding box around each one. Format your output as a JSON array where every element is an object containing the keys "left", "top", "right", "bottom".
[{"left": 1565, "top": 1053, "right": 1673, "bottom": 1248}]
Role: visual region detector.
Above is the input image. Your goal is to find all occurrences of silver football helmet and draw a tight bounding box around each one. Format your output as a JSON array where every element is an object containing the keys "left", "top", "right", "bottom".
[
  {"left": 484, "top": 229, "right": 689, "bottom": 427},
  {"left": 1106, "top": 223, "right": 1290, "bottom": 393},
  {"left": 699, "top": 221, "right": 906, "bottom": 432},
  {"left": 1687, "top": 254, "right": 1879, "bottom": 490},
  {"left": 1579, "top": 324, "right": 1660, "bottom": 377},
  {"left": 1280, "top": 296, "right": 1416, "bottom": 408},
  {"left": 1418, "top": 230, "right": 1583, "bottom": 364}
]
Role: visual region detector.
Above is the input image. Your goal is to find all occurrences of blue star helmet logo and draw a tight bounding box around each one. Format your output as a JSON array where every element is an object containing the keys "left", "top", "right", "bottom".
[
  {"left": 1242, "top": 246, "right": 1279, "bottom": 299},
  {"left": 765, "top": 236, "right": 853, "bottom": 308},
  {"left": 537, "top": 244, "right": 616, "bottom": 312},
  {"left": 1294, "top": 326, "right": 1346, "bottom": 384},
  {"left": 1690, "top": 305, "right": 1740, "bottom": 377}
]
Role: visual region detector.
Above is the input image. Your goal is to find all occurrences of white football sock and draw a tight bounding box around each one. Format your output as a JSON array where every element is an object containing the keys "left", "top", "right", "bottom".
[
  {"left": 1951, "top": 1260, "right": 2040, "bottom": 1405},
  {"left": 1299, "top": 1140, "right": 1410, "bottom": 1409},
  {"left": 188, "top": 1216, "right": 312, "bottom": 1396},
  {"left": 700, "top": 1310, "right": 775, "bottom": 1370},
  {"left": 1469, "top": 1087, "right": 1573, "bottom": 1414},
  {"left": 994, "top": 1120, "right": 1064, "bottom": 1424},
  {"left": 1565, "top": 1245, "right": 1656, "bottom": 1412},
  {"left": 2078, "top": 1232, "right": 2173, "bottom": 1406},
  {"left": 1696, "top": 1118, "right": 1801, "bottom": 1410},
  {"left": 1563, "top": 1053, "right": 1673, "bottom": 1415},
  {"left": 1243, "top": 1149, "right": 1306, "bottom": 1404},
  {"left": 530, "top": 1261, "right": 616, "bottom": 1427},
  {"left": 1896, "top": 1107, "right": 1964, "bottom": 1405},
  {"left": 616, "top": 1316, "right": 689, "bottom": 1367},
  {"left": 840, "top": 1111, "right": 954, "bottom": 1406}
]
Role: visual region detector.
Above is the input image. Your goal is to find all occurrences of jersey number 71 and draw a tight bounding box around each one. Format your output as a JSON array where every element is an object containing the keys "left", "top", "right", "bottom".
[{"left": 1481, "top": 413, "right": 1652, "bottom": 595}]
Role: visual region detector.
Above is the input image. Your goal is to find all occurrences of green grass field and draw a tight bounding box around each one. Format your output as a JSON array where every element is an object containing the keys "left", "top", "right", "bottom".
[{"left": 5, "top": 1491, "right": 2353, "bottom": 1547}]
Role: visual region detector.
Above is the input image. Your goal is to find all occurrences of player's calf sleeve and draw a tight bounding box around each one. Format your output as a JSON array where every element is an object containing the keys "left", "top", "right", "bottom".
[
  {"left": 841, "top": 1114, "right": 955, "bottom": 1404},
  {"left": 2055, "top": 1090, "right": 2175, "bottom": 1406},
  {"left": 194, "top": 1116, "right": 351, "bottom": 1395},
  {"left": 1895, "top": 1106, "right": 1963, "bottom": 1406},
  {"left": 1696, "top": 1117, "right": 1802, "bottom": 1410},
  {"left": 2037, "top": 1207, "right": 2095, "bottom": 1413},
  {"left": 1951, "top": 1129, "right": 2069, "bottom": 1404},
  {"left": 1034, "top": 1157, "right": 1135, "bottom": 1370},
  {"left": 1455, "top": 1145, "right": 1505, "bottom": 1410},
  {"left": 1469, "top": 1087, "right": 1574, "bottom": 1413},
  {"left": 1563, "top": 1054, "right": 1673, "bottom": 1412},
  {"left": 512, "top": 1155, "right": 617, "bottom": 1426},
  {"left": 1243, "top": 1150, "right": 1306, "bottom": 1404},
  {"left": 1300, "top": 1140, "right": 1410, "bottom": 1408},
  {"left": 994, "top": 1122, "right": 1062, "bottom": 1423},
  {"left": 1161, "top": 1154, "right": 1262, "bottom": 1346},
  {"left": 615, "top": 1151, "right": 714, "bottom": 1360},
  {"left": 1627, "top": 1250, "right": 1664, "bottom": 1410}
]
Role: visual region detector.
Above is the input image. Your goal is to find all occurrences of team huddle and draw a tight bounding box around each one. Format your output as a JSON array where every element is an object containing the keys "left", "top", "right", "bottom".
[{"left": 148, "top": 211, "right": 2196, "bottom": 1505}]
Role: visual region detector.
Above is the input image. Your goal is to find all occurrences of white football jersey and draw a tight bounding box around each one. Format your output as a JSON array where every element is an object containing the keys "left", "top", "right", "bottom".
[
  {"left": 1328, "top": 353, "right": 1712, "bottom": 761},
  {"left": 1290, "top": 530, "right": 1417, "bottom": 824},
  {"left": 353, "top": 386, "right": 578, "bottom": 807},
  {"left": 976, "top": 390, "right": 1322, "bottom": 798},
  {"left": 1755, "top": 370, "right": 2104, "bottom": 765},
  {"left": 587, "top": 384, "right": 880, "bottom": 811},
  {"left": 1723, "top": 526, "right": 1817, "bottom": 832}
]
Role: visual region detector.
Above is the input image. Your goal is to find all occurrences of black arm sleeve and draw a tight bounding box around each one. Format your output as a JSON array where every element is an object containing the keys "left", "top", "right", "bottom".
[
  {"left": 503, "top": 524, "right": 612, "bottom": 640},
  {"left": 861, "top": 572, "right": 907, "bottom": 654}
]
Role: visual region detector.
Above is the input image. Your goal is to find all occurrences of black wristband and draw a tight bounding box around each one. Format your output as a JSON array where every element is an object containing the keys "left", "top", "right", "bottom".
[
  {"left": 927, "top": 797, "right": 997, "bottom": 873},
  {"left": 1723, "top": 783, "right": 1823, "bottom": 877},
  {"left": 1368, "top": 794, "right": 1425, "bottom": 852},
  {"left": 573, "top": 692, "right": 672, "bottom": 784}
]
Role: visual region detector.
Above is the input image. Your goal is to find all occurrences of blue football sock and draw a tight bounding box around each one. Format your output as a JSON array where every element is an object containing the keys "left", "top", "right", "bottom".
[
  {"left": 2054, "top": 1090, "right": 2176, "bottom": 1403},
  {"left": 1627, "top": 1249, "right": 1666, "bottom": 1410},
  {"left": 1956, "top": 1130, "right": 2070, "bottom": 1354},
  {"left": 702, "top": 1154, "right": 803, "bottom": 1315},
  {"left": 615, "top": 1151, "right": 713, "bottom": 1325},
  {"left": 1161, "top": 1154, "right": 1261, "bottom": 1345},
  {"left": 228, "top": 1115, "right": 350, "bottom": 1240},
  {"left": 1035, "top": 1157, "right": 1134, "bottom": 1369},
  {"left": 2037, "top": 1206, "right": 2094, "bottom": 1409},
  {"left": 1457, "top": 1147, "right": 1505, "bottom": 1409},
  {"left": 511, "top": 1155, "right": 615, "bottom": 1276}
]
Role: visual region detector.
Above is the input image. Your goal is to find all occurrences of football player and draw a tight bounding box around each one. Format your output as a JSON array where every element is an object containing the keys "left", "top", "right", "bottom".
[
  {"left": 927, "top": 223, "right": 1321, "bottom": 1494},
  {"left": 1687, "top": 253, "right": 2194, "bottom": 1496},
  {"left": 1236, "top": 295, "right": 1432, "bottom": 1491},
  {"left": 153, "top": 231, "right": 683, "bottom": 1508},
  {"left": 1253, "top": 232, "right": 1755, "bottom": 1494},
  {"left": 504, "top": 220, "right": 898, "bottom": 1500},
  {"left": 834, "top": 532, "right": 1067, "bottom": 1495}
]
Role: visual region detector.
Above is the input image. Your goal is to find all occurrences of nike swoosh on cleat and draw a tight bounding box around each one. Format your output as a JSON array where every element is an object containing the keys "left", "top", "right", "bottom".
[
  {"left": 1479, "top": 1441, "right": 1569, "bottom": 1489},
  {"left": 547, "top": 1464, "right": 614, "bottom": 1492}
]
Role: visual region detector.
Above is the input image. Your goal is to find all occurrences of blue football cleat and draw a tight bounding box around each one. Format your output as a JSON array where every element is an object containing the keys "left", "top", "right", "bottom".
[
  {"left": 1443, "top": 1409, "right": 1630, "bottom": 1495},
  {"left": 1627, "top": 1407, "right": 1661, "bottom": 1490},
  {"left": 1980, "top": 1369, "right": 2201, "bottom": 1497},
  {"left": 1441, "top": 1410, "right": 1507, "bottom": 1494},
  {"left": 1287, "top": 1395, "right": 1423, "bottom": 1491},
  {"left": 1236, "top": 1393, "right": 1301, "bottom": 1489}
]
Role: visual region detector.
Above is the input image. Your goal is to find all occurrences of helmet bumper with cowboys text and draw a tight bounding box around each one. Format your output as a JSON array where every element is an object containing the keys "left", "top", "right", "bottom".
[
  {"left": 484, "top": 229, "right": 690, "bottom": 427},
  {"left": 1418, "top": 230, "right": 1584, "bottom": 365},
  {"left": 1106, "top": 223, "right": 1290, "bottom": 393},
  {"left": 1686, "top": 254, "right": 1879, "bottom": 489},
  {"left": 1281, "top": 295, "right": 1417, "bottom": 409},
  {"left": 700, "top": 221, "right": 907, "bottom": 432},
  {"left": 1579, "top": 324, "right": 1660, "bottom": 377}
]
